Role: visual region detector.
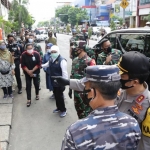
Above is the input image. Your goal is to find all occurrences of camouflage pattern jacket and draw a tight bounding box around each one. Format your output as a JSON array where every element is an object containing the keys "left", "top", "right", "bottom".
[
  {"left": 70, "top": 54, "right": 95, "bottom": 79},
  {"left": 85, "top": 45, "right": 96, "bottom": 60},
  {"left": 61, "top": 105, "right": 141, "bottom": 150},
  {"left": 97, "top": 49, "right": 122, "bottom": 65},
  {"left": 34, "top": 43, "right": 43, "bottom": 60}
]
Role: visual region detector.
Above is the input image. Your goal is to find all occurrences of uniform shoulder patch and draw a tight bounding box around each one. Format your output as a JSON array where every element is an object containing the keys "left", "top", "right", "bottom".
[{"left": 136, "top": 95, "right": 145, "bottom": 103}]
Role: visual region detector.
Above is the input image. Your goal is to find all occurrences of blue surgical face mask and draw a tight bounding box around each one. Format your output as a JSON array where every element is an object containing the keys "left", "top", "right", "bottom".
[
  {"left": 51, "top": 53, "right": 59, "bottom": 59},
  {"left": 28, "top": 39, "right": 34, "bottom": 43},
  {"left": 0, "top": 45, "right": 6, "bottom": 50}
]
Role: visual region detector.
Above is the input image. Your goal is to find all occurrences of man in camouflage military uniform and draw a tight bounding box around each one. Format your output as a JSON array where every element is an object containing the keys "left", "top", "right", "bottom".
[
  {"left": 61, "top": 65, "right": 141, "bottom": 150},
  {"left": 97, "top": 38, "right": 122, "bottom": 65},
  {"left": 29, "top": 34, "right": 43, "bottom": 89},
  {"left": 70, "top": 41, "right": 96, "bottom": 119},
  {"left": 69, "top": 31, "right": 80, "bottom": 59},
  {"left": 85, "top": 45, "right": 96, "bottom": 60}
]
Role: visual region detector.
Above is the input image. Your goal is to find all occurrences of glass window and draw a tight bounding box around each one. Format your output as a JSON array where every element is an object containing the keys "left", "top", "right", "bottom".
[
  {"left": 106, "top": 34, "right": 117, "bottom": 49},
  {"left": 120, "top": 34, "right": 145, "bottom": 53},
  {"left": 144, "top": 35, "right": 150, "bottom": 57}
]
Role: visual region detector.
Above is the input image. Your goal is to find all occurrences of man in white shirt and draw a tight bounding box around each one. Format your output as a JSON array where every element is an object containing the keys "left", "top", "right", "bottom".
[{"left": 42, "top": 45, "right": 68, "bottom": 117}]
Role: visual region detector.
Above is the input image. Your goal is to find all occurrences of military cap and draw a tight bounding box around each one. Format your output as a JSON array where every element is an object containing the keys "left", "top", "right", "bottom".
[
  {"left": 118, "top": 51, "right": 150, "bottom": 75},
  {"left": 81, "top": 65, "right": 120, "bottom": 83},
  {"left": 74, "top": 41, "right": 86, "bottom": 50},
  {"left": 99, "top": 38, "right": 109, "bottom": 45}
]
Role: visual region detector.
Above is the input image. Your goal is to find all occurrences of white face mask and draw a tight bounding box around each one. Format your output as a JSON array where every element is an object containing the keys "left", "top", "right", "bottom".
[
  {"left": 47, "top": 49, "right": 51, "bottom": 53},
  {"left": 27, "top": 49, "right": 33, "bottom": 54},
  {"left": 28, "top": 39, "right": 34, "bottom": 43}
]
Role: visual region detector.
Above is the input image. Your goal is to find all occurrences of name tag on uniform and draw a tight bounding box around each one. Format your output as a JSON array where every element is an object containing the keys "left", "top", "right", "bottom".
[{"left": 32, "top": 56, "right": 36, "bottom": 61}]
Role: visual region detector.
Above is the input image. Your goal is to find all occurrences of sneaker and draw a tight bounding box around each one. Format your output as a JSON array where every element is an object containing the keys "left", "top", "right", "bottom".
[
  {"left": 60, "top": 111, "right": 67, "bottom": 118},
  {"left": 3, "top": 94, "right": 8, "bottom": 99},
  {"left": 53, "top": 109, "right": 60, "bottom": 113},
  {"left": 50, "top": 94, "right": 55, "bottom": 99},
  {"left": 9, "top": 94, "right": 14, "bottom": 99},
  {"left": 18, "top": 90, "right": 22, "bottom": 94}
]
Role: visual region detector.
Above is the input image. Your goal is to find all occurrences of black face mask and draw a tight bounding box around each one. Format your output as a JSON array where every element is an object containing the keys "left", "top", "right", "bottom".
[
  {"left": 101, "top": 33, "right": 104, "bottom": 36},
  {"left": 82, "top": 88, "right": 96, "bottom": 105},
  {"left": 8, "top": 40, "right": 14, "bottom": 44},
  {"left": 104, "top": 47, "right": 111, "bottom": 54},
  {"left": 120, "top": 79, "right": 134, "bottom": 89}
]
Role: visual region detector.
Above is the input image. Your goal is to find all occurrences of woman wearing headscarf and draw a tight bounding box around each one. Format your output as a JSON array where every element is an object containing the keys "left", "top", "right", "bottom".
[
  {"left": 42, "top": 43, "right": 53, "bottom": 91},
  {"left": 42, "top": 45, "right": 68, "bottom": 118},
  {"left": 0, "top": 40, "right": 15, "bottom": 99}
]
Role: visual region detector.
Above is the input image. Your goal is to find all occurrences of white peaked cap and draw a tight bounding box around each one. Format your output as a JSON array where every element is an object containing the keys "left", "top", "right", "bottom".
[{"left": 50, "top": 45, "right": 60, "bottom": 54}]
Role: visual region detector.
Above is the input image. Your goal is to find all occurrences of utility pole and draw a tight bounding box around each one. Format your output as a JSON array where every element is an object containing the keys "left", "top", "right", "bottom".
[{"left": 123, "top": 8, "right": 125, "bottom": 23}]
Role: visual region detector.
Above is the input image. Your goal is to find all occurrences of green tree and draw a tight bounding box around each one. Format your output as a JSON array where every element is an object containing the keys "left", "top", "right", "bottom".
[
  {"left": 110, "top": 15, "right": 123, "bottom": 30},
  {"left": 68, "top": 7, "right": 89, "bottom": 26},
  {"left": 55, "top": 6, "right": 72, "bottom": 24},
  {"left": 0, "top": 16, "right": 13, "bottom": 34},
  {"left": 37, "top": 21, "right": 50, "bottom": 27},
  {"left": 88, "top": 27, "right": 92, "bottom": 38},
  {"left": 55, "top": 6, "right": 89, "bottom": 26},
  {"left": 66, "top": 24, "right": 71, "bottom": 34},
  {"left": 9, "top": 0, "right": 35, "bottom": 30},
  {"left": 144, "top": 13, "right": 150, "bottom": 21}
]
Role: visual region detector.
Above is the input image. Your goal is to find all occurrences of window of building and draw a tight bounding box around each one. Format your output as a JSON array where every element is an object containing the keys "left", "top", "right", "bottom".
[{"left": 140, "top": 0, "right": 150, "bottom": 5}]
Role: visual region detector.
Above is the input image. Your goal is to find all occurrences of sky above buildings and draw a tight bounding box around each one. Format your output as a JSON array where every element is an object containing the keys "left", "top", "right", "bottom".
[{"left": 28, "top": 0, "right": 74, "bottom": 24}]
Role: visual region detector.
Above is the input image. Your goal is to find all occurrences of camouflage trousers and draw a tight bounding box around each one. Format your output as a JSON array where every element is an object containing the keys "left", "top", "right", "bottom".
[{"left": 74, "top": 91, "right": 92, "bottom": 119}]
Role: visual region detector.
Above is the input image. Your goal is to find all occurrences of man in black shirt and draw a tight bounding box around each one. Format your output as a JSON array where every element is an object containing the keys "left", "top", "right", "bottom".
[
  {"left": 7, "top": 34, "right": 22, "bottom": 94},
  {"left": 21, "top": 43, "right": 41, "bottom": 107}
]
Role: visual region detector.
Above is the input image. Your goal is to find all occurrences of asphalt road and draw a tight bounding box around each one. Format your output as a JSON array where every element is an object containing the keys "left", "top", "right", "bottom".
[{"left": 8, "top": 34, "right": 97, "bottom": 150}]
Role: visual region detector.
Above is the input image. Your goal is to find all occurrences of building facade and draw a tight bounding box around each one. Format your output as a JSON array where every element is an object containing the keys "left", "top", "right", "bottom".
[
  {"left": 0, "top": 0, "right": 11, "bottom": 20},
  {"left": 137, "top": 0, "right": 150, "bottom": 27},
  {"left": 73, "top": 0, "right": 97, "bottom": 22}
]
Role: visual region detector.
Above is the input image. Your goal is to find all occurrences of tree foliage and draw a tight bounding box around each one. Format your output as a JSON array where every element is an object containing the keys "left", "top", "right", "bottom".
[
  {"left": 55, "top": 6, "right": 89, "bottom": 26},
  {"left": 37, "top": 21, "right": 50, "bottom": 27},
  {"left": 55, "top": 6, "right": 72, "bottom": 24},
  {"left": 8, "top": 0, "right": 35, "bottom": 30},
  {"left": 0, "top": 17, "right": 13, "bottom": 34},
  {"left": 110, "top": 15, "right": 123, "bottom": 30},
  {"left": 144, "top": 14, "right": 150, "bottom": 21}
]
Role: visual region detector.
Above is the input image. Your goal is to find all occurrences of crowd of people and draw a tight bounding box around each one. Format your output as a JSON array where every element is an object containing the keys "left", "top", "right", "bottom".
[
  {"left": 58, "top": 31, "right": 149, "bottom": 149},
  {"left": 0, "top": 29, "right": 150, "bottom": 150}
]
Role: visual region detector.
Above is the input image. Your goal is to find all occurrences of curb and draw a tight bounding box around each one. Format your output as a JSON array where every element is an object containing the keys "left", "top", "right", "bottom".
[{"left": 0, "top": 94, "right": 13, "bottom": 150}]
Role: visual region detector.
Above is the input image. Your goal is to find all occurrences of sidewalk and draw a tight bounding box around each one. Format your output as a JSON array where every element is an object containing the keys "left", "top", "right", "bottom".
[{"left": 0, "top": 90, "right": 14, "bottom": 150}]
